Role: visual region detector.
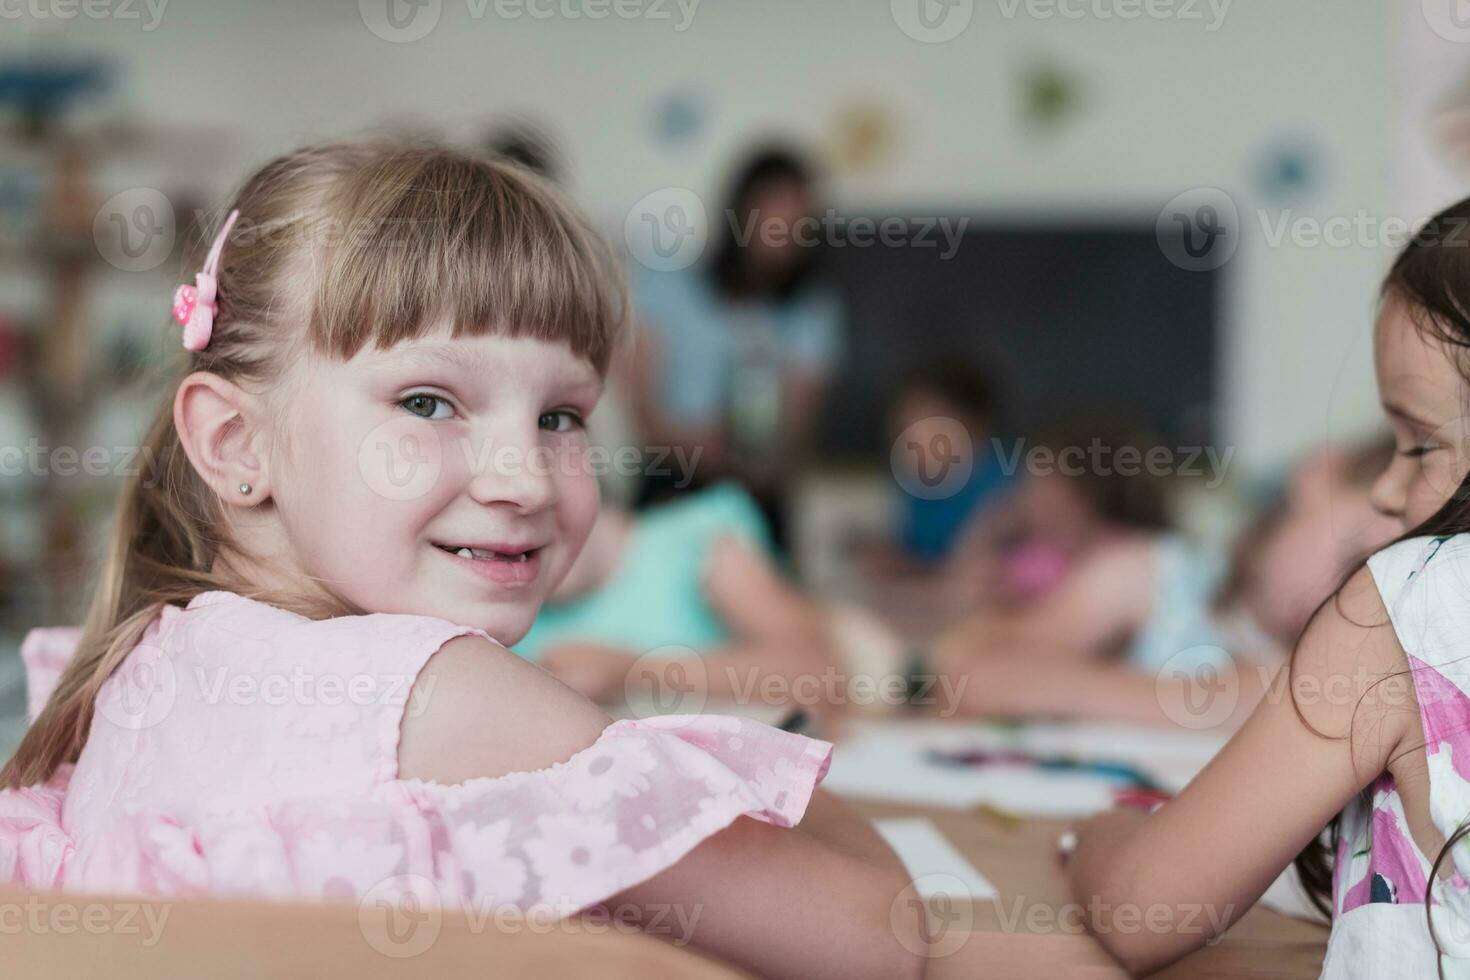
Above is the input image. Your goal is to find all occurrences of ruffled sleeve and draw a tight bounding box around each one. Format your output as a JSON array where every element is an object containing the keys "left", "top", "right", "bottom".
[
  {"left": 106, "top": 715, "right": 830, "bottom": 912},
  {"left": 0, "top": 765, "right": 73, "bottom": 890}
]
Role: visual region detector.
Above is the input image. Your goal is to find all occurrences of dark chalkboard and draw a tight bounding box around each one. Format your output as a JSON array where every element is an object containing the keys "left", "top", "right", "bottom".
[{"left": 814, "top": 216, "right": 1223, "bottom": 456}]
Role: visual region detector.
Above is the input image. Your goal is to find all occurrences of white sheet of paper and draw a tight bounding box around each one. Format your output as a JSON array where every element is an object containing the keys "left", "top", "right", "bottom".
[
  {"left": 824, "top": 727, "right": 1118, "bottom": 816},
  {"left": 823, "top": 720, "right": 1229, "bottom": 816},
  {"left": 873, "top": 817, "right": 999, "bottom": 899}
]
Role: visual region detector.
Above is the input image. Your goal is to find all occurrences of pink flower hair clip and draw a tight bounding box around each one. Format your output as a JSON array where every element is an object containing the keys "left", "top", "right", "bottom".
[{"left": 171, "top": 209, "right": 240, "bottom": 352}]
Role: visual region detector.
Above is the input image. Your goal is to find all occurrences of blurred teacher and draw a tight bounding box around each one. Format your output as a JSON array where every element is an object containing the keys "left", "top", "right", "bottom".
[{"left": 630, "top": 147, "right": 845, "bottom": 547}]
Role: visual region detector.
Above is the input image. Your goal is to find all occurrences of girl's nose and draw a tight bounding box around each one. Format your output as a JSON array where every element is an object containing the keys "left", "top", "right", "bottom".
[
  {"left": 1368, "top": 460, "right": 1407, "bottom": 522},
  {"left": 466, "top": 438, "right": 557, "bottom": 513}
]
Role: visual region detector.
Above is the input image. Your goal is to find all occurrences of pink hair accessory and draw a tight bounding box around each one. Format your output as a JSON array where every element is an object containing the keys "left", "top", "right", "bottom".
[{"left": 172, "top": 209, "right": 240, "bottom": 352}]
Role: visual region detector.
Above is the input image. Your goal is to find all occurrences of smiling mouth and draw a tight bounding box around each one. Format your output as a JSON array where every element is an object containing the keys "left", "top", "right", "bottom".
[{"left": 432, "top": 543, "right": 539, "bottom": 563}]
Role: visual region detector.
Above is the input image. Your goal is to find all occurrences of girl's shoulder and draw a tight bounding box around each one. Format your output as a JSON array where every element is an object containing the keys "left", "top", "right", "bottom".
[
  {"left": 174, "top": 590, "right": 497, "bottom": 665},
  {"left": 1363, "top": 534, "right": 1470, "bottom": 667},
  {"left": 86, "top": 594, "right": 513, "bottom": 803},
  {"left": 1362, "top": 533, "right": 1470, "bottom": 641},
  {"left": 20, "top": 593, "right": 500, "bottom": 715},
  {"left": 157, "top": 591, "right": 505, "bottom": 748},
  {"left": 1365, "top": 533, "right": 1470, "bottom": 594}
]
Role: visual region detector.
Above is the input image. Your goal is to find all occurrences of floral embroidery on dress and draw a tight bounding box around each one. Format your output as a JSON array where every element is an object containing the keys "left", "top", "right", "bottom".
[
  {"left": 0, "top": 592, "right": 833, "bottom": 921},
  {"left": 560, "top": 741, "right": 658, "bottom": 810},
  {"left": 446, "top": 819, "right": 527, "bottom": 905}
]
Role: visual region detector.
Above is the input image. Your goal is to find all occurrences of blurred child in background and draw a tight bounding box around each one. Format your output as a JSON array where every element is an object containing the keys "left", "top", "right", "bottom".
[
  {"left": 866, "top": 409, "right": 1174, "bottom": 639},
  {"left": 526, "top": 483, "right": 841, "bottom": 708},
  {"left": 855, "top": 362, "right": 1011, "bottom": 638},
  {"left": 951, "top": 421, "right": 1175, "bottom": 607},
  {"left": 931, "top": 434, "right": 1397, "bottom": 728},
  {"left": 881, "top": 361, "right": 1013, "bottom": 568}
]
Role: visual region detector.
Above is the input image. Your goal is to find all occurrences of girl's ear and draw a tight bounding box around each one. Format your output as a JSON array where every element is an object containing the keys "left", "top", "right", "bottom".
[{"left": 173, "top": 372, "right": 271, "bottom": 506}]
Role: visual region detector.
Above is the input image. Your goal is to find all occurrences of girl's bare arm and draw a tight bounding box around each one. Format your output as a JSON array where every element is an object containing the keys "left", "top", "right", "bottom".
[
  {"left": 1066, "top": 567, "right": 1415, "bottom": 975},
  {"left": 933, "top": 536, "right": 1157, "bottom": 668},
  {"left": 401, "top": 636, "right": 924, "bottom": 980}
]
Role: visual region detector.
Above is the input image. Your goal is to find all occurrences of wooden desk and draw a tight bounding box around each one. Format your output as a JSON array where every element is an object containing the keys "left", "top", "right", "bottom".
[
  {"left": 847, "top": 799, "right": 1329, "bottom": 979},
  {"left": 0, "top": 885, "right": 745, "bottom": 980}
]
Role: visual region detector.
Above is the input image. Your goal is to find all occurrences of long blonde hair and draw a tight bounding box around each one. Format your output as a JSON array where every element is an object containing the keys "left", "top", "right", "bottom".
[{"left": 2, "top": 140, "right": 626, "bottom": 789}]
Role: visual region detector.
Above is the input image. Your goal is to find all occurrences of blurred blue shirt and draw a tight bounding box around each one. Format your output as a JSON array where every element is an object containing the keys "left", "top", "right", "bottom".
[
  {"left": 634, "top": 265, "right": 844, "bottom": 428},
  {"left": 898, "top": 450, "right": 1012, "bottom": 563}
]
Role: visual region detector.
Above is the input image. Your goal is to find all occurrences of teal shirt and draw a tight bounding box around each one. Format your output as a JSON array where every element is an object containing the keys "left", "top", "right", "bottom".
[{"left": 515, "top": 484, "right": 774, "bottom": 662}]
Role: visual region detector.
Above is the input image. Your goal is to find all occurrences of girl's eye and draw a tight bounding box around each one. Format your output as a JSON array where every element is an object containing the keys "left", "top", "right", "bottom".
[
  {"left": 400, "top": 393, "right": 454, "bottom": 420},
  {"left": 539, "top": 410, "right": 584, "bottom": 433}
]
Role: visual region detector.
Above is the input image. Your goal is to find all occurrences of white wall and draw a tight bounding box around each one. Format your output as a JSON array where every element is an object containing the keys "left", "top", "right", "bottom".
[{"left": 3, "top": 0, "right": 1399, "bottom": 473}]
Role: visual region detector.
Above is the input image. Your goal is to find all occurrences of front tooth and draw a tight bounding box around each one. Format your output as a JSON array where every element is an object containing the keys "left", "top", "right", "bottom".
[
  {"left": 517, "top": 552, "right": 529, "bottom": 563},
  {"left": 470, "top": 548, "right": 497, "bottom": 560},
  {"left": 455, "top": 548, "right": 474, "bottom": 559}
]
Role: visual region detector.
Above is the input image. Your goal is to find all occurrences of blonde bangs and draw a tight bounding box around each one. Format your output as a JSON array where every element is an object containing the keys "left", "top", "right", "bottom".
[{"left": 305, "top": 145, "right": 625, "bottom": 372}]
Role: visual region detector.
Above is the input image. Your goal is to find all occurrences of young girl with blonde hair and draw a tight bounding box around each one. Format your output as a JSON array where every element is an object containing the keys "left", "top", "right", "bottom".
[{"left": 0, "top": 141, "right": 924, "bottom": 980}]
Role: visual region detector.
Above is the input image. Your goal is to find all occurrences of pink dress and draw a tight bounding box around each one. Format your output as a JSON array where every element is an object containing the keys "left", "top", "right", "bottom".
[{"left": 0, "top": 592, "right": 832, "bottom": 915}]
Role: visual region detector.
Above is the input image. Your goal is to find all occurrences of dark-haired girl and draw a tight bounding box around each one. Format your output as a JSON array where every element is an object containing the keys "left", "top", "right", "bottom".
[{"left": 1067, "top": 199, "right": 1470, "bottom": 977}]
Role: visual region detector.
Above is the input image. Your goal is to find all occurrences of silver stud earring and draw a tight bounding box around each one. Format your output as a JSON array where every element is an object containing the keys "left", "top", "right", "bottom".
[{"left": 238, "top": 483, "right": 252, "bottom": 495}]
